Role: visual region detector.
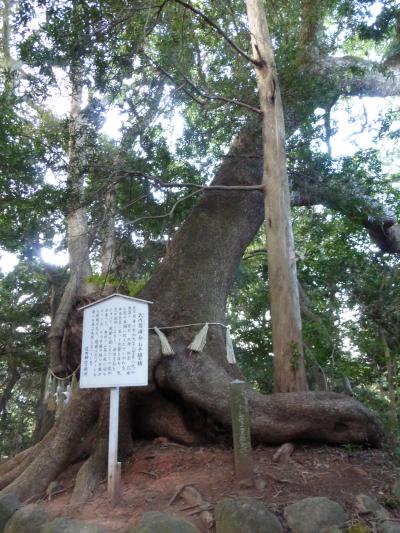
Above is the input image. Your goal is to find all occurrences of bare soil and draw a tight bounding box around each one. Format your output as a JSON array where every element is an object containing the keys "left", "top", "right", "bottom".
[{"left": 42, "top": 440, "right": 400, "bottom": 532}]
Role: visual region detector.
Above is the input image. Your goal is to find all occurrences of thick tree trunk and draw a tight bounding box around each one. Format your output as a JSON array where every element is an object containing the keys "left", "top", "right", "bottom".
[
  {"left": 246, "top": 0, "right": 307, "bottom": 392},
  {"left": 138, "top": 129, "right": 382, "bottom": 445},
  {"left": 3, "top": 51, "right": 397, "bottom": 503},
  {"left": 0, "top": 126, "right": 384, "bottom": 502},
  {"left": 142, "top": 127, "right": 264, "bottom": 328}
]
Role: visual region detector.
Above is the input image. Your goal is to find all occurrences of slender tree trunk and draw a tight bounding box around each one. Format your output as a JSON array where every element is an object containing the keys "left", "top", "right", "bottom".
[
  {"left": 1, "top": 0, "right": 11, "bottom": 65},
  {"left": 0, "top": 359, "right": 20, "bottom": 416},
  {"left": 381, "top": 329, "right": 398, "bottom": 431},
  {"left": 245, "top": 0, "right": 307, "bottom": 392},
  {"left": 100, "top": 173, "right": 118, "bottom": 295},
  {"left": 1, "top": 0, "right": 15, "bottom": 93},
  {"left": 47, "top": 63, "right": 93, "bottom": 374}
]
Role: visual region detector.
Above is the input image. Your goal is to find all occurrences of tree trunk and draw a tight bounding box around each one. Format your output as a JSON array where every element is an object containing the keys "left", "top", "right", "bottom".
[
  {"left": 381, "top": 329, "right": 398, "bottom": 431},
  {"left": 0, "top": 360, "right": 20, "bottom": 416},
  {"left": 245, "top": 0, "right": 307, "bottom": 392},
  {"left": 0, "top": 124, "right": 384, "bottom": 502},
  {"left": 1, "top": 0, "right": 14, "bottom": 93},
  {"left": 100, "top": 171, "right": 119, "bottom": 296},
  {"left": 47, "top": 62, "right": 93, "bottom": 375}
]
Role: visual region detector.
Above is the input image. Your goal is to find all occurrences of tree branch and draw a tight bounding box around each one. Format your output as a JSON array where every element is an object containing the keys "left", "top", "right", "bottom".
[
  {"left": 315, "top": 56, "right": 400, "bottom": 99},
  {"left": 172, "top": 0, "right": 261, "bottom": 66},
  {"left": 143, "top": 52, "right": 261, "bottom": 113},
  {"left": 119, "top": 170, "right": 263, "bottom": 191}
]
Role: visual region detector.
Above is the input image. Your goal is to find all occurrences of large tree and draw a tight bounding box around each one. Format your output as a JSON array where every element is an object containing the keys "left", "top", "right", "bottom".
[{"left": 1, "top": 0, "right": 399, "bottom": 502}]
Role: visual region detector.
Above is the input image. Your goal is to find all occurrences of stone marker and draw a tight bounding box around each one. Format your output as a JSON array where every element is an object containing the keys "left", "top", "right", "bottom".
[{"left": 229, "top": 380, "right": 253, "bottom": 485}]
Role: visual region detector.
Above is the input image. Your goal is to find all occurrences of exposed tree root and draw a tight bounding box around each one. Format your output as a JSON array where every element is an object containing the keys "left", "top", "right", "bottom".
[
  {"left": 0, "top": 441, "right": 42, "bottom": 477},
  {"left": 118, "top": 389, "right": 134, "bottom": 457},
  {"left": 154, "top": 336, "right": 384, "bottom": 446},
  {"left": 132, "top": 390, "right": 200, "bottom": 445},
  {"left": 0, "top": 451, "right": 41, "bottom": 491},
  {"left": 70, "top": 435, "right": 108, "bottom": 504},
  {"left": 0, "top": 428, "right": 59, "bottom": 489},
  {"left": 70, "top": 395, "right": 109, "bottom": 504},
  {"left": 0, "top": 389, "right": 102, "bottom": 501},
  {"left": 0, "top": 330, "right": 384, "bottom": 502}
]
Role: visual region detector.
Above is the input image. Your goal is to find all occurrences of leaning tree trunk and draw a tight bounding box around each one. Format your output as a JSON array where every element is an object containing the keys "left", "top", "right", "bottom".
[
  {"left": 0, "top": 124, "right": 384, "bottom": 502},
  {"left": 139, "top": 127, "right": 383, "bottom": 440}
]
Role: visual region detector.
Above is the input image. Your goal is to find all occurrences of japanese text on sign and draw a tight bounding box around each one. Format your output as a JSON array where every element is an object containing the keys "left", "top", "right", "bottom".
[{"left": 80, "top": 296, "right": 149, "bottom": 388}]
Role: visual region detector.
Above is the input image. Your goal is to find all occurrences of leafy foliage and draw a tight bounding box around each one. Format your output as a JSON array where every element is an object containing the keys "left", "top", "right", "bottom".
[{"left": 0, "top": 0, "right": 400, "bottom": 450}]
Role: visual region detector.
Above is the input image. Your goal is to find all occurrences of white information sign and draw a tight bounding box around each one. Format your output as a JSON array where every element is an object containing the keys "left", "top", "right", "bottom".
[{"left": 80, "top": 294, "right": 151, "bottom": 388}]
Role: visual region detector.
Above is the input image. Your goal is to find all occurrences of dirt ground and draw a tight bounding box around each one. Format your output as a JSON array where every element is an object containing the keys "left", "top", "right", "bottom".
[{"left": 43, "top": 440, "right": 400, "bottom": 532}]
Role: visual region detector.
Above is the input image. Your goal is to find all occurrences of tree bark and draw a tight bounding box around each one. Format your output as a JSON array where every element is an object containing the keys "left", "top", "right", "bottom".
[
  {"left": 381, "top": 329, "right": 398, "bottom": 431},
  {"left": 0, "top": 360, "right": 20, "bottom": 416},
  {"left": 1, "top": 389, "right": 101, "bottom": 501},
  {"left": 47, "top": 62, "right": 93, "bottom": 374},
  {"left": 245, "top": 0, "right": 307, "bottom": 392},
  {"left": 0, "top": 125, "right": 385, "bottom": 502},
  {"left": 3, "top": 19, "right": 399, "bottom": 501},
  {"left": 1, "top": 0, "right": 14, "bottom": 92}
]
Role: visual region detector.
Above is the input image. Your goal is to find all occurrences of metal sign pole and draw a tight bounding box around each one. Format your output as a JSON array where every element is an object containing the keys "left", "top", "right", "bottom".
[{"left": 108, "top": 386, "right": 121, "bottom": 506}]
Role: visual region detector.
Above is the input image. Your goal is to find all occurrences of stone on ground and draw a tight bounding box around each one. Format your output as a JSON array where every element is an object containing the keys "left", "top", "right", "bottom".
[
  {"left": 379, "top": 520, "right": 400, "bottom": 533},
  {"left": 215, "top": 497, "right": 283, "bottom": 533},
  {"left": 4, "top": 504, "right": 48, "bottom": 533},
  {"left": 41, "top": 517, "right": 109, "bottom": 533},
  {"left": 129, "top": 511, "right": 200, "bottom": 533},
  {"left": 355, "top": 494, "right": 389, "bottom": 520},
  {"left": 0, "top": 493, "right": 20, "bottom": 532},
  {"left": 284, "top": 496, "right": 347, "bottom": 533}
]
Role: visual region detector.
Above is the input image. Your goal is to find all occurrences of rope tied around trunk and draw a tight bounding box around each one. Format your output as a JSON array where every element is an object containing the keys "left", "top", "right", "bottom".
[
  {"left": 151, "top": 322, "right": 236, "bottom": 364},
  {"left": 45, "top": 323, "right": 236, "bottom": 410},
  {"left": 44, "top": 368, "right": 80, "bottom": 415}
]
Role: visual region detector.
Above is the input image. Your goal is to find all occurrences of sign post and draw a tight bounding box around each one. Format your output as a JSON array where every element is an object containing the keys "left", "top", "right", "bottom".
[
  {"left": 108, "top": 386, "right": 120, "bottom": 505},
  {"left": 80, "top": 294, "right": 152, "bottom": 506}
]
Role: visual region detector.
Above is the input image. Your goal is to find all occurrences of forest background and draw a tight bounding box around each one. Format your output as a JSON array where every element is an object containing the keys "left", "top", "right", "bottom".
[{"left": 0, "top": 0, "right": 400, "bottom": 490}]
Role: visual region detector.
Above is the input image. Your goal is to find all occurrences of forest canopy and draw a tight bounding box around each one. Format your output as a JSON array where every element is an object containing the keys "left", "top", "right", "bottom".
[{"left": 0, "top": 0, "right": 399, "bottom": 503}]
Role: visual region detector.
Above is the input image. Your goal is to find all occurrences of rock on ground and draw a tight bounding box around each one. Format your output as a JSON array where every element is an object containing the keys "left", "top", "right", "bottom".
[
  {"left": 129, "top": 511, "right": 200, "bottom": 533},
  {"left": 41, "top": 517, "right": 109, "bottom": 533},
  {"left": 355, "top": 494, "right": 389, "bottom": 520},
  {"left": 0, "top": 493, "right": 20, "bottom": 533},
  {"left": 284, "top": 496, "right": 347, "bottom": 533},
  {"left": 215, "top": 497, "right": 283, "bottom": 533},
  {"left": 379, "top": 521, "right": 400, "bottom": 533},
  {"left": 354, "top": 494, "right": 400, "bottom": 533},
  {"left": 4, "top": 504, "right": 48, "bottom": 533}
]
